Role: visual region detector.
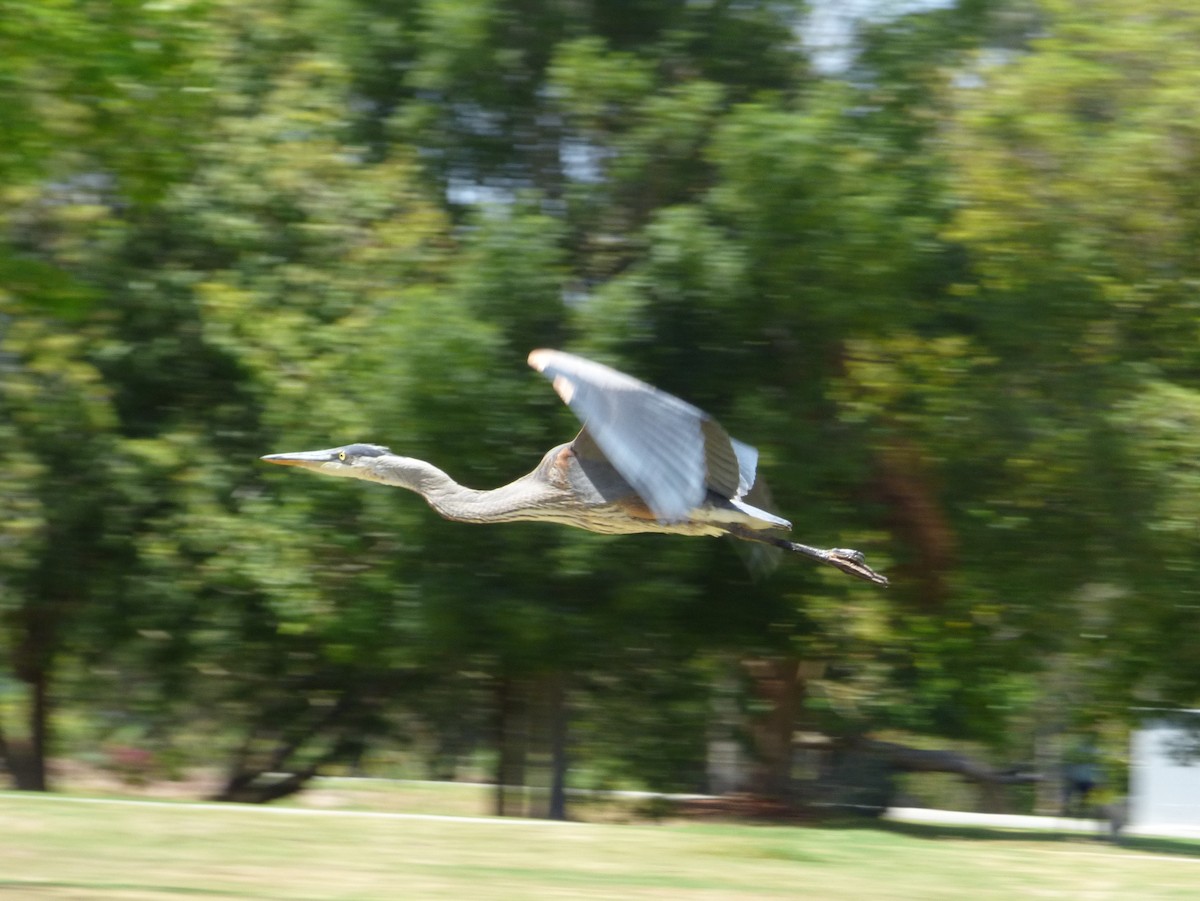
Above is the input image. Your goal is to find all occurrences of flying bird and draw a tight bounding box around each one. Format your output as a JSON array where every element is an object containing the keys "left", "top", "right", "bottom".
[{"left": 261, "top": 349, "right": 887, "bottom": 585}]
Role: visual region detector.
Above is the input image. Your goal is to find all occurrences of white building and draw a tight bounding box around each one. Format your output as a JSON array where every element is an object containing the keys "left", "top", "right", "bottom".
[{"left": 1129, "top": 711, "right": 1200, "bottom": 835}]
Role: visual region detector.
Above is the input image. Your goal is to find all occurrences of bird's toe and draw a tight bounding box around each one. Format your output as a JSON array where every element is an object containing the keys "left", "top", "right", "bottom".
[{"left": 832, "top": 548, "right": 866, "bottom": 564}]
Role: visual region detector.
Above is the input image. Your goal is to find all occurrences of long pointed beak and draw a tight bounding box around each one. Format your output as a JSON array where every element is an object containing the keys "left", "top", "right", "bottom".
[{"left": 260, "top": 450, "right": 333, "bottom": 469}]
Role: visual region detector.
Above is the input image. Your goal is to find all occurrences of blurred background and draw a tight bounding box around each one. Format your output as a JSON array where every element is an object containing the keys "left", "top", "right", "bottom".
[{"left": 1, "top": 0, "right": 1198, "bottom": 821}]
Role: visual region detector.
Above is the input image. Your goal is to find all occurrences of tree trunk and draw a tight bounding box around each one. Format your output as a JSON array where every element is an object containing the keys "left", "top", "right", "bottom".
[
  {"left": 546, "top": 674, "right": 568, "bottom": 821},
  {"left": 797, "top": 734, "right": 1040, "bottom": 813},
  {"left": 212, "top": 731, "right": 366, "bottom": 804},
  {"left": 876, "top": 437, "right": 956, "bottom": 604},
  {"left": 210, "top": 694, "right": 364, "bottom": 803},
  {"left": 745, "top": 657, "right": 803, "bottom": 802},
  {"left": 494, "top": 677, "right": 528, "bottom": 817},
  {"left": 856, "top": 738, "right": 1039, "bottom": 785},
  {"left": 5, "top": 614, "right": 54, "bottom": 791},
  {"left": 214, "top": 769, "right": 315, "bottom": 804},
  {"left": 22, "top": 668, "right": 51, "bottom": 791},
  {"left": 5, "top": 740, "right": 48, "bottom": 791}
]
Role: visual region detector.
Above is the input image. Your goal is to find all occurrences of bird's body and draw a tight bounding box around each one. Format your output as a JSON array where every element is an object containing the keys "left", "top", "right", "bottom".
[{"left": 262, "top": 349, "right": 887, "bottom": 585}]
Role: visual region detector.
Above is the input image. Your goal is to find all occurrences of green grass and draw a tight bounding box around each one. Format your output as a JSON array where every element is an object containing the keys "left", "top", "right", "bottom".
[
  {"left": 283, "top": 777, "right": 656, "bottom": 822},
  {"left": 3, "top": 792, "right": 1199, "bottom": 900}
]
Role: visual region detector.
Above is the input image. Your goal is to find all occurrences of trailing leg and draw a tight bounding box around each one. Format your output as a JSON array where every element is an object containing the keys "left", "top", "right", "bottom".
[{"left": 730, "top": 527, "right": 888, "bottom": 586}]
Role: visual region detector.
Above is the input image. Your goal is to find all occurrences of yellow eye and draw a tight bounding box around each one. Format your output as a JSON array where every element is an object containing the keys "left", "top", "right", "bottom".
[{"left": 337, "top": 450, "right": 347, "bottom": 462}]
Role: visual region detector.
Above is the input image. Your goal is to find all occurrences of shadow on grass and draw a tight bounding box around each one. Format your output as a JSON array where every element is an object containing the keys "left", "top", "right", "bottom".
[{"left": 828, "top": 818, "right": 1200, "bottom": 859}]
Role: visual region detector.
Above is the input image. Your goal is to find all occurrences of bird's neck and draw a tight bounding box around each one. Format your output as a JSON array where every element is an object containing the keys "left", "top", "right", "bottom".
[
  {"left": 363, "top": 455, "right": 457, "bottom": 496},
  {"left": 365, "top": 455, "right": 557, "bottom": 524}
]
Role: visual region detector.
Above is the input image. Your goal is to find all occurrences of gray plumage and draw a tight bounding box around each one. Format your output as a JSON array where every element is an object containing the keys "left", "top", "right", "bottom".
[{"left": 261, "top": 349, "right": 887, "bottom": 585}]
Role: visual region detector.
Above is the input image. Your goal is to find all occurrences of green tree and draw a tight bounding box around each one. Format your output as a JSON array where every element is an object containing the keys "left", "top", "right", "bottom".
[
  {"left": 12, "top": 0, "right": 1200, "bottom": 814},
  {"left": 942, "top": 0, "right": 1200, "bottom": 714},
  {"left": 0, "top": 0, "right": 217, "bottom": 789},
  {"left": 101, "top": 49, "right": 465, "bottom": 800}
]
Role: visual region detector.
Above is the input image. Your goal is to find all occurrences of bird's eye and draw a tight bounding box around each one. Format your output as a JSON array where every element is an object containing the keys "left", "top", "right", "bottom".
[{"left": 337, "top": 450, "right": 347, "bottom": 462}]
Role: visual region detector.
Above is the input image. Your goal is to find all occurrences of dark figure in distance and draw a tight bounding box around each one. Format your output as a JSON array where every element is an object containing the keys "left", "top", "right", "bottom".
[
  {"left": 262, "top": 349, "right": 888, "bottom": 585},
  {"left": 1062, "top": 736, "right": 1102, "bottom": 817}
]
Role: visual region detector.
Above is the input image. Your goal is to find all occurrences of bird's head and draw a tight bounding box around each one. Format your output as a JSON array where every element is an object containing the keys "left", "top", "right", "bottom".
[{"left": 260, "top": 443, "right": 392, "bottom": 480}]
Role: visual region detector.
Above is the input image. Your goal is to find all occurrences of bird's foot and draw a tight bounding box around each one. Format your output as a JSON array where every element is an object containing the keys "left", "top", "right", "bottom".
[
  {"left": 830, "top": 548, "right": 866, "bottom": 564},
  {"left": 824, "top": 548, "right": 889, "bottom": 586},
  {"left": 737, "top": 529, "right": 890, "bottom": 587}
]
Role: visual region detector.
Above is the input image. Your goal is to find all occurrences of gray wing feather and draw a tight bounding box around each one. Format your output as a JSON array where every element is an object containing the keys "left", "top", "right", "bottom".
[
  {"left": 700, "top": 419, "right": 743, "bottom": 500},
  {"left": 528, "top": 349, "right": 760, "bottom": 522},
  {"left": 729, "top": 437, "right": 759, "bottom": 498}
]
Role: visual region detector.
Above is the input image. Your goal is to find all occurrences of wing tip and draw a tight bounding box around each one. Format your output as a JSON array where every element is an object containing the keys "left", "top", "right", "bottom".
[
  {"left": 528, "top": 350, "right": 577, "bottom": 403},
  {"left": 527, "top": 348, "right": 553, "bottom": 372}
]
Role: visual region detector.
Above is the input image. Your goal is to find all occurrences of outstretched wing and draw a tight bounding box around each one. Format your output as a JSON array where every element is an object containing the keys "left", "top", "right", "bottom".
[{"left": 528, "top": 349, "right": 760, "bottom": 523}]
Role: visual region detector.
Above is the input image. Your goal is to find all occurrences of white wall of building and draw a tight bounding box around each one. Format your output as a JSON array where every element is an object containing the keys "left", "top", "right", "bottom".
[{"left": 1130, "top": 713, "right": 1200, "bottom": 829}]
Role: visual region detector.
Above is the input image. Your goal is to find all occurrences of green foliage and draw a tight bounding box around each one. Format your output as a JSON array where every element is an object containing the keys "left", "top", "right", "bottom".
[
  {"left": 933, "top": 0, "right": 1200, "bottom": 726},
  {"left": 4, "top": 0, "right": 1200, "bottom": 803},
  {"left": 0, "top": 0, "right": 213, "bottom": 204}
]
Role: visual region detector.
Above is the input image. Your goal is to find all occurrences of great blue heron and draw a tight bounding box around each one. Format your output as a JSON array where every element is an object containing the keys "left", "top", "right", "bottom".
[{"left": 262, "top": 349, "right": 888, "bottom": 585}]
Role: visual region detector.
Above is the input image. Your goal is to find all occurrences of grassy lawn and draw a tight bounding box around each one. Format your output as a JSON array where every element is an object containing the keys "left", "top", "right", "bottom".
[{"left": 3, "top": 792, "right": 1199, "bottom": 900}]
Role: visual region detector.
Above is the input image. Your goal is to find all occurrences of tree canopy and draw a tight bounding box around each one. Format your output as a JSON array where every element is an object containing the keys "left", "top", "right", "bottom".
[{"left": 2, "top": 0, "right": 1199, "bottom": 810}]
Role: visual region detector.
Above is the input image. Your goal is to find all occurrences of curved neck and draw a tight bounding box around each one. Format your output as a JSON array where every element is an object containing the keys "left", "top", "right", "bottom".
[
  {"left": 362, "top": 454, "right": 558, "bottom": 524},
  {"left": 362, "top": 455, "right": 459, "bottom": 496}
]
